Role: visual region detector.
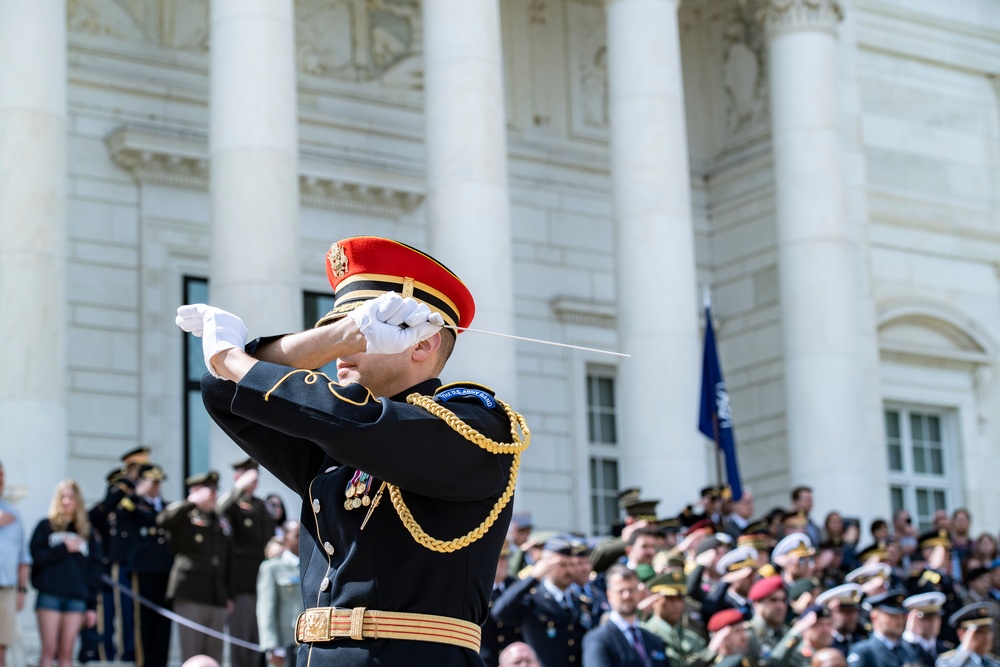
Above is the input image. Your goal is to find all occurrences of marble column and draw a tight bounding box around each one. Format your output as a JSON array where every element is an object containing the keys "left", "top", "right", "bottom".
[
  {"left": 605, "top": 0, "right": 706, "bottom": 509},
  {"left": 423, "top": 0, "right": 518, "bottom": 401},
  {"left": 209, "top": 0, "right": 301, "bottom": 471},
  {"left": 762, "top": 0, "right": 872, "bottom": 511},
  {"left": 0, "top": 0, "right": 68, "bottom": 524}
]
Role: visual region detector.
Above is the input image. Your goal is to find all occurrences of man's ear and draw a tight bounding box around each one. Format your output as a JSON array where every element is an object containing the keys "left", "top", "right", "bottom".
[{"left": 412, "top": 331, "right": 442, "bottom": 362}]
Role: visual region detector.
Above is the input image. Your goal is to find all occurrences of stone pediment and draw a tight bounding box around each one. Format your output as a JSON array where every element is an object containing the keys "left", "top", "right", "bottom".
[
  {"left": 105, "top": 127, "right": 424, "bottom": 217},
  {"left": 877, "top": 301, "right": 994, "bottom": 367}
]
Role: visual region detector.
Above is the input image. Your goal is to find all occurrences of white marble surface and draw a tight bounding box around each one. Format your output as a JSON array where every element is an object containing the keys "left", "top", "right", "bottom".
[
  {"left": 606, "top": 0, "right": 707, "bottom": 509},
  {"left": 424, "top": 0, "right": 518, "bottom": 401}
]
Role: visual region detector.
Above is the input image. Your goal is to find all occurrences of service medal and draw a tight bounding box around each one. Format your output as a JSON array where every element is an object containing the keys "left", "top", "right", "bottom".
[
  {"left": 344, "top": 499, "right": 354, "bottom": 510},
  {"left": 352, "top": 497, "right": 362, "bottom": 509},
  {"left": 346, "top": 485, "right": 355, "bottom": 499},
  {"left": 361, "top": 495, "right": 371, "bottom": 507}
]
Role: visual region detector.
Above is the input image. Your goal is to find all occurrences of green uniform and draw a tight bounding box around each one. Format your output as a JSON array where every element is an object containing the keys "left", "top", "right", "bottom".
[
  {"left": 747, "top": 614, "right": 789, "bottom": 662},
  {"left": 642, "top": 615, "right": 713, "bottom": 667}
]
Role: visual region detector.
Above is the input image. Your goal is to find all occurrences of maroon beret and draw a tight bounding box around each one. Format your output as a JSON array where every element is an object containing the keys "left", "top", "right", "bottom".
[
  {"left": 749, "top": 575, "right": 785, "bottom": 602},
  {"left": 707, "top": 609, "right": 745, "bottom": 633}
]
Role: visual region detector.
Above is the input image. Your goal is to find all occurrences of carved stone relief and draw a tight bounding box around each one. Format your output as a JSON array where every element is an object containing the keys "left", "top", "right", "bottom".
[
  {"left": 295, "top": 0, "right": 422, "bottom": 88},
  {"left": 566, "top": 0, "right": 609, "bottom": 140},
  {"left": 68, "top": 0, "right": 150, "bottom": 42},
  {"left": 758, "top": 0, "right": 843, "bottom": 36},
  {"left": 721, "top": 2, "right": 768, "bottom": 140}
]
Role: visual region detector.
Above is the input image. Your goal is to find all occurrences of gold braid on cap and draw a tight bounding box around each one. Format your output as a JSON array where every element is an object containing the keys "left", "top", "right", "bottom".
[{"left": 387, "top": 393, "right": 530, "bottom": 553}]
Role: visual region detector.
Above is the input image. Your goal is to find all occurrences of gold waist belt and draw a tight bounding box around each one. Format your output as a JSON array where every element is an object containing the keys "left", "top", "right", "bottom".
[{"left": 294, "top": 606, "right": 482, "bottom": 652}]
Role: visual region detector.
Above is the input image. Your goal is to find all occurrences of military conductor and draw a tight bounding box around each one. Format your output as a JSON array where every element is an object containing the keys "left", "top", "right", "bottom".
[{"left": 177, "top": 236, "right": 530, "bottom": 667}]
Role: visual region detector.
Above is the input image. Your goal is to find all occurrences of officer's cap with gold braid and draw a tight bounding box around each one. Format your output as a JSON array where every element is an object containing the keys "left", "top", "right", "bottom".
[
  {"left": 316, "top": 236, "right": 475, "bottom": 331},
  {"left": 918, "top": 528, "right": 952, "bottom": 551}
]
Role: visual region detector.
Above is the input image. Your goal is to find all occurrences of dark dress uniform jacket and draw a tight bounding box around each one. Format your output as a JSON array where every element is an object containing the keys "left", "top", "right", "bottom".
[
  {"left": 202, "top": 361, "right": 516, "bottom": 667},
  {"left": 490, "top": 576, "right": 594, "bottom": 667},
  {"left": 481, "top": 577, "right": 522, "bottom": 667},
  {"left": 118, "top": 496, "right": 173, "bottom": 576},
  {"left": 157, "top": 501, "right": 231, "bottom": 606},
  {"left": 847, "top": 636, "right": 918, "bottom": 667},
  {"left": 582, "top": 619, "right": 671, "bottom": 667},
  {"left": 217, "top": 490, "right": 274, "bottom": 594}
]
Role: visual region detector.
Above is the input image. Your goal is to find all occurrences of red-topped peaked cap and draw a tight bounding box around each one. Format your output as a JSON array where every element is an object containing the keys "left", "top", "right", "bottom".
[{"left": 316, "top": 236, "right": 475, "bottom": 331}]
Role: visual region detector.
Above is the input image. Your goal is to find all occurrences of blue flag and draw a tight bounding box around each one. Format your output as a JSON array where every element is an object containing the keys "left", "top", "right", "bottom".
[{"left": 698, "top": 304, "right": 743, "bottom": 502}]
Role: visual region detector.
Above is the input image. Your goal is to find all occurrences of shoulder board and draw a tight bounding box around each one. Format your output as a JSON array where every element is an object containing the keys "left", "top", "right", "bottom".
[
  {"left": 920, "top": 570, "right": 942, "bottom": 585},
  {"left": 937, "top": 650, "right": 956, "bottom": 660},
  {"left": 118, "top": 497, "right": 135, "bottom": 511},
  {"left": 434, "top": 382, "right": 497, "bottom": 409},
  {"left": 518, "top": 565, "right": 534, "bottom": 580},
  {"left": 684, "top": 561, "right": 697, "bottom": 575}
]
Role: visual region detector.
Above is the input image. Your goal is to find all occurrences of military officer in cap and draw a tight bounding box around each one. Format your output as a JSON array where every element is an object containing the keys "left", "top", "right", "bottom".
[
  {"left": 117, "top": 464, "right": 173, "bottom": 667},
  {"left": 902, "top": 592, "right": 951, "bottom": 667},
  {"left": 80, "top": 467, "right": 127, "bottom": 663},
  {"left": 936, "top": 602, "right": 999, "bottom": 667},
  {"left": 492, "top": 536, "right": 594, "bottom": 667},
  {"left": 774, "top": 533, "right": 817, "bottom": 590},
  {"left": 481, "top": 542, "right": 523, "bottom": 667},
  {"left": 704, "top": 546, "right": 758, "bottom": 619},
  {"left": 771, "top": 603, "right": 837, "bottom": 667},
  {"left": 846, "top": 589, "right": 917, "bottom": 667},
  {"left": 910, "top": 531, "right": 962, "bottom": 646},
  {"left": 704, "top": 608, "right": 758, "bottom": 667},
  {"left": 157, "top": 471, "right": 231, "bottom": 664},
  {"left": 219, "top": 458, "right": 275, "bottom": 667},
  {"left": 747, "top": 575, "right": 791, "bottom": 662},
  {"left": 641, "top": 570, "right": 713, "bottom": 667},
  {"left": 182, "top": 237, "right": 528, "bottom": 667},
  {"left": 817, "top": 583, "right": 867, "bottom": 655}
]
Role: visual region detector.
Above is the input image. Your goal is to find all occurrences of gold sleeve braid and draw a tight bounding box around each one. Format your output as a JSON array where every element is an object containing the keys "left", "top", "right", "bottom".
[{"left": 387, "top": 393, "right": 531, "bottom": 553}]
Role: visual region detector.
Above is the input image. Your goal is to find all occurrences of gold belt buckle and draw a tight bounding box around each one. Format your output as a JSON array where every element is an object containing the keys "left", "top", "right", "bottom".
[{"left": 301, "top": 608, "right": 333, "bottom": 643}]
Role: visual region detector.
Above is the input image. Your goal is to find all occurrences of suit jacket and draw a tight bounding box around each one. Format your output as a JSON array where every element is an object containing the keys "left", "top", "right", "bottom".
[
  {"left": 582, "top": 619, "right": 670, "bottom": 667},
  {"left": 847, "top": 636, "right": 917, "bottom": 667},
  {"left": 256, "top": 550, "right": 303, "bottom": 652}
]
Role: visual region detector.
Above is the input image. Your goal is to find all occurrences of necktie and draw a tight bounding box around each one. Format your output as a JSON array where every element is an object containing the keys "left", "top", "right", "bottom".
[{"left": 629, "top": 626, "right": 650, "bottom": 667}]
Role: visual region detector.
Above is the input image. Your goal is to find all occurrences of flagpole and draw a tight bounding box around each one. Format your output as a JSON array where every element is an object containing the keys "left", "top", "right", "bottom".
[{"left": 704, "top": 287, "right": 725, "bottom": 491}]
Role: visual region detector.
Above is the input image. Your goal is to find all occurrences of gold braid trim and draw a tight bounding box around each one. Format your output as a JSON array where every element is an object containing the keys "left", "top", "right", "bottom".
[
  {"left": 264, "top": 369, "right": 375, "bottom": 406},
  {"left": 387, "top": 393, "right": 530, "bottom": 553}
]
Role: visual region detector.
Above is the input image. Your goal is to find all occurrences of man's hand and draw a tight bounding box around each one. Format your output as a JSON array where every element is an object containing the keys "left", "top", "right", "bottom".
[
  {"left": 175, "top": 304, "right": 249, "bottom": 379},
  {"left": 790, "top": 610, "right": 817, "bottom": 637},
  {"left": 708, "top": 625, "right": 733, "bottom": 654},
  {"left": 0, "top": 510, "right": 14, "bottom": 528},
  {"left": 85, "top": 610, "right": 97, "bottom": 628},
  {"left": 188, "top": 486, "right": 215, "bottom": 511},
  {"left": 348, "top": 293, "right": 444, "bottom": 354},
  {"left": 234, "top": 468, "right": 258, "bottom": 492}
]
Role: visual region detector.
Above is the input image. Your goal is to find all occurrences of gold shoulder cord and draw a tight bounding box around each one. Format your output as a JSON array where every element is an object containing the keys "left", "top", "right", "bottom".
[{"left": 388, "top": 393, "right": 531, "bottom": 553}]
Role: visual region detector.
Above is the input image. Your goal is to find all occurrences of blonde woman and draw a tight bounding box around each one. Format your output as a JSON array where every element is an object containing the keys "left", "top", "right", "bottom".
[{"left": 29, "top": 479, "right": 100, "bottom": 667}]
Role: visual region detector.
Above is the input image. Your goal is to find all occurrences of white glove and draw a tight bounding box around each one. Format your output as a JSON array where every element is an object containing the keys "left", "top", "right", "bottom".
[
  {"left": 175, "top": 304, "right": 249, "bottom": 378},
  {"left": 348, "top": 292, "right": 444, "bottom": 355}
]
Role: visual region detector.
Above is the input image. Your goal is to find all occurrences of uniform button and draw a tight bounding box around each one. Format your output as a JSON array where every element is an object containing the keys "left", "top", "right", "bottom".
[
  {"left": 121, "top": 531, "right": 128, "bottom": 538},
  {"left": 498, "top": 635, "right": 504, "bottom": 642},
  {"left": 195, "top": 534, "right": 204, "bottom": 543},
  {"left": 568, "top": 639, "right": 575, "bottom": 646},
  {"left": 313, "top": 499, "right": 321, "bottom": 513},
  {"left": 569, "top": 656, "right": 576, "bottom": 663},
  {"left": 320, "top": 577, "right": 330, "bottom": 591},
  {"left": 567, "top": 624, "right": 575, "bottom": 631},
  {"left": 324, "top": 542, "right": 335, "bottom": 556}
]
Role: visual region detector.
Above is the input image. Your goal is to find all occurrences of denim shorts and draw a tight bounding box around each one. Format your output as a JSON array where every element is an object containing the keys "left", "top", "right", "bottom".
[{"left": 35, "top": 592, "right": 87, "bottom": 613}]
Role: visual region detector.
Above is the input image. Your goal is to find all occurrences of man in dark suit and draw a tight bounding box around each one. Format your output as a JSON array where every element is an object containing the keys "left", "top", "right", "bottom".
[
  {"left": 846, "top": 589, "right": 916, "bottom": 667},
  {"left": 492, "top": 536, "right": 595, "bottom": 667},
  {"left": 583, "top": 564, "right": 669, "bottom": 667}
]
